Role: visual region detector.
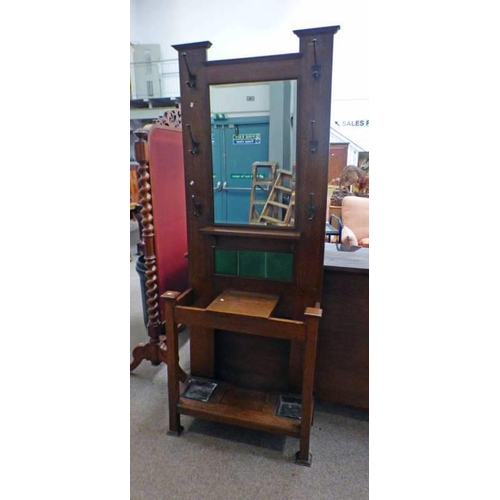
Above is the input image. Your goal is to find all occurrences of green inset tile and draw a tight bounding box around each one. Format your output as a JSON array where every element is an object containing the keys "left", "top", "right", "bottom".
[
  {"left": 266, "top": 252, "right": 294, "bottom": 282},
  {"left": 238, "top": 251, "right": 266, "bottom": 278},
  {"left": 214, "top": 249, "right": 238, "bottom": 276}
]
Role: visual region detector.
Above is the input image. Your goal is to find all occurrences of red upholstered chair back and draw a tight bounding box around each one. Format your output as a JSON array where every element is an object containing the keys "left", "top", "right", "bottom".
[{"left": 149, "top": 125, "right": 189, "bottom": 320}]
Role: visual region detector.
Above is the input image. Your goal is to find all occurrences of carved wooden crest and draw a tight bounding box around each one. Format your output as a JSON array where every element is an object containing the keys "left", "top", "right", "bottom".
[{"left": 154, "top": 105, "right": 182, "bottom": 132}]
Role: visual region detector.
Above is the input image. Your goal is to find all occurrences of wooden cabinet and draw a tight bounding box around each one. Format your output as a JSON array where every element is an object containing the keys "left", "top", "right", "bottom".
[
  {"left": 315, "top": 244, "right": 369, "bottom": 409},
  {"left": 328, "top": 143, "right": 348, "bottom": 183}
]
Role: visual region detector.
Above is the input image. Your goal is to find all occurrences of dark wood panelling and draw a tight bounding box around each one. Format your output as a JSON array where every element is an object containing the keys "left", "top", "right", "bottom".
[
  {"left": 328, "top": 143, "right": 348, "bottom": 183},
  {"left": 315, "top": 246, "right": 369, "bottom": 408},
  {"left": 214, "top": 331, "right": 291, "bottom": 393}
]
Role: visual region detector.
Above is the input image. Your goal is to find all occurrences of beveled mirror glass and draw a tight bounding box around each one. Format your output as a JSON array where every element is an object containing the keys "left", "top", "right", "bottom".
[{"left": 210, "top": 80, "right": 297, "bottom": 226}]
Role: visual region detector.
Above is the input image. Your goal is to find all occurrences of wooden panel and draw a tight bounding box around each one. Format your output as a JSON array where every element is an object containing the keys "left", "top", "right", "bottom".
[
  {"left": 199, "top": 225, "right": 300, "bottom": 240},
  {"left": 206, "top": 290, "right": 279, "bottom": 317},
  {"left": 292, "top": 29, "right": 336, "bottom": 313},
  {"left": 174, "top": 42, "right": 215, "bottom": 301},
  {"left": 178, "top": 381, "right": 300, "bottom": 437},
  {"left": 315, "top": 270, "right": 369, "bottom": 408},
  {"left": 175, "top": 306, "right": 305, "bottom": 341},
  {"left": 220, "top": 386, "right": 267, "bottom": 412},
  {"left": 214, "top": 332, "right": 291, "bottom": 393},
  {"left": 189, "top": 326, "right": 215, "bottom": 378},
  {"left": 328, "top": 143, "right": 348, "bottom": 183},
  {"left": 205, "top": 53, "right": 302, "bottom": 85}
]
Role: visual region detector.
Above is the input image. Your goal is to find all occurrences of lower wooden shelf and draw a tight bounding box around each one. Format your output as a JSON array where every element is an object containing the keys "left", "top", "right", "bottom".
[{"left": 178, "top": 379, "right": 302, "bottom": 438}]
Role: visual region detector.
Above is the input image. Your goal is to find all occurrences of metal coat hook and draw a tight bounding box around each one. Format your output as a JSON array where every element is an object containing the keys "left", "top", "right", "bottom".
[
  {"left": 309, "top": 121, "right": 318, "bottom": 153},
  {"left": 186, "top": 124, "right": 200, "bottom": 155},
  {"left": 311, "top": 39, "right": 320, "bottom": 79},
  {"left": 182, "top": 52, "right": 197, "bottom": 88},
  {"left": 308, "top": 193, "right": 316, "bottom": 221},
  {"left": 191, "top": 195, "right": 202, "bottom": 217}
]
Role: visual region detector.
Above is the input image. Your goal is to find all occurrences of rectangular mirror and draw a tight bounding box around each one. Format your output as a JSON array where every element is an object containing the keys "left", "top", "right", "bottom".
[{"left": 210, "top": 80, "right": 297, "bottom": 227}]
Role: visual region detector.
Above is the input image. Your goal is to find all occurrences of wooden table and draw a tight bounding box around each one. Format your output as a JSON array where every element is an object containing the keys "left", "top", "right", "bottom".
[{"left": 315, "top": 243, "right": 369, "bottom": 408}]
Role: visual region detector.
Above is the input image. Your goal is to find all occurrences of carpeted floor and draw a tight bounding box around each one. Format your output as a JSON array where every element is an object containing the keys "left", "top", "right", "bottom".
[{"left": 130, "top": 220, "right": 369, "bottom": 500}]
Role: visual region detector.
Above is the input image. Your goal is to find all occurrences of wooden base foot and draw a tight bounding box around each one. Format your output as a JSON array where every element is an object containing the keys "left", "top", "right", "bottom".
[
  {"left": 130, "top": 337, "right": 168, "bottom": 371},
  {"left": 295, "top": 451, "right": 313, "bottom": 467},
  {"left": 167, "top": 426, "right": 184, "bottom": 437},
  {"left": 130, "top": 337, "right": 188, "bottom": 382}
]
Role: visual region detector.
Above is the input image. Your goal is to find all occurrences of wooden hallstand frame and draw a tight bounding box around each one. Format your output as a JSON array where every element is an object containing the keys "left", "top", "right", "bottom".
[{"left": 160, "top": 25, "right": 340, "bottom": 466}]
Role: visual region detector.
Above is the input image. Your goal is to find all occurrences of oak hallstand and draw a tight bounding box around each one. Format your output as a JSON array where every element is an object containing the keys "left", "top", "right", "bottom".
[{"left": 162, "top": 25, "right": 340, "bottom": 466}]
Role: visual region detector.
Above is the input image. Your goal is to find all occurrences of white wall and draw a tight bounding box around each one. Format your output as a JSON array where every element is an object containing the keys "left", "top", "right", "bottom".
[
  {"left": 209, "top": 83, "right": 270, "bottom": 117},
  {"left": 130, "top": 44, "right": 162, "bottom": 99},
  {"left": 130, "top": 0, "right": 369, "bottom": 149}
]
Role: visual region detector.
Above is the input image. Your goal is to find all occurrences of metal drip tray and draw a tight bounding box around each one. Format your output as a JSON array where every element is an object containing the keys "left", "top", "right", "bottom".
[
  {"left": 276, "top": 395, "right": 302, "bottom": 419},
  {"left": 181, "top": 379, "right": 218, "bottom": 403}
]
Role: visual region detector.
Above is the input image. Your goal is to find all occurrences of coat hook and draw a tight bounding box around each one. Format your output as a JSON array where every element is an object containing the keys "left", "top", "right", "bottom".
[
  {"left": 186, "top": 124, "right": 200, "bottom": 155},
  {"left": 311, "top": 39, "right": 320, "bottom": 79},
  {"left": 191, "top": 195, "right": 202, "bottom": 217},
  {"left": 182, "top": 53, "right": 197, "bottom": 88},
  {"left": 309, "top": 120, "right": 318, "bottom": 153},
  {"left": 308, "top": 193, "right": 316, "bottom": 221}
]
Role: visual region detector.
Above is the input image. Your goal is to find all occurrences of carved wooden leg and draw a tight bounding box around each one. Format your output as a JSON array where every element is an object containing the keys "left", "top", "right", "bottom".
[
  {"left": 164, "top": 291, "right": 184, "bottom": 436},
  {"left": 130, "top": 128, "right": 162, "bottom": 371},
  {"left": 295, "top": 305, "right": 322, "bottom": 466},
  {"left": 130, "top": 334, "right": 188, "bottom": 383},
  {"left": 130, "top": 341, "right": 163, "bottom": 371}
]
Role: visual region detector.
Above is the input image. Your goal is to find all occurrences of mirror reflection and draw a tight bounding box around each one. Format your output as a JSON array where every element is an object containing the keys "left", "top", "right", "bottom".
[{"left": 210, "top": 80, "right": 297, "bottom": 226}]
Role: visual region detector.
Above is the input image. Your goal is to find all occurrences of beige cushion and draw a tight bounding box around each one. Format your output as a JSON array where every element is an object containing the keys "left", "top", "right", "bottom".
[
  {"left": 341, "top": 196, "right": 369, "bottom": 241},
  {"left": 341, "top": 225, "right": 358, "bottom": 246}
]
